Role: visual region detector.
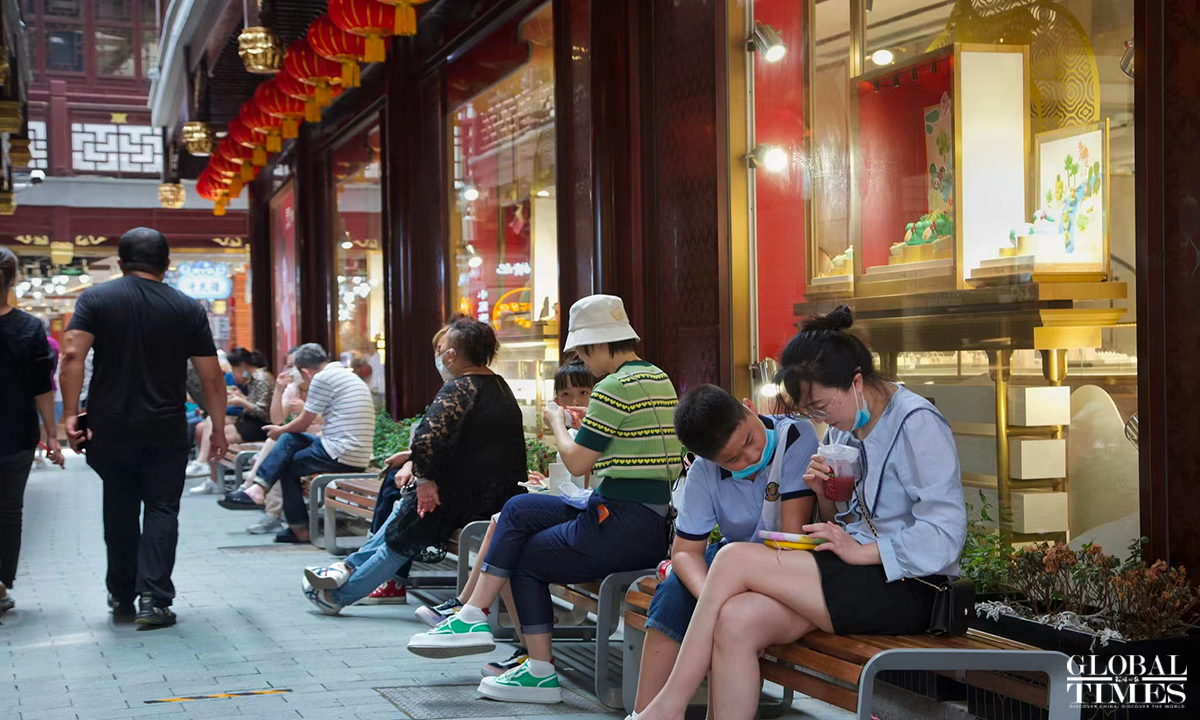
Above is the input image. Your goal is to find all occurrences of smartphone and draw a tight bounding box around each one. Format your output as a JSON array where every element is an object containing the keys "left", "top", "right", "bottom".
[{"left": 75, "top": 412, "right": 90, "bottom": 451}]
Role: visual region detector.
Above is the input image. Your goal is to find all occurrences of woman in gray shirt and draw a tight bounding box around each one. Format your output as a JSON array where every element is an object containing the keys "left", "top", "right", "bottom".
[{"left": 630, "top": 306, "right": 966, "bottom": 720}]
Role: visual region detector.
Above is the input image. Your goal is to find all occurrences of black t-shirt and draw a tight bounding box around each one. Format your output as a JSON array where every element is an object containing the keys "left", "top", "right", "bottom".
[
  {"left": 0, "top": 308, "right": 55, "bottom": 455},
  {"left": 67, "top": 276, "right": 217, "bottom": 447}
]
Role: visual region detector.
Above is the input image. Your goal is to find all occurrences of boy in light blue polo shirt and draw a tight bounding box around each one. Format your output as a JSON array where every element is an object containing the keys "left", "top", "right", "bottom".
[{"left": 632, "top": 384, "right": 817, "bottom": 713}]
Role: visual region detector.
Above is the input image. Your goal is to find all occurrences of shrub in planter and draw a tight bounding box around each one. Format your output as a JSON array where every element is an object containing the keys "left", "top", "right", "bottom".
[{"left": 371, "top": 408, "right": 424, "bottom": 467}]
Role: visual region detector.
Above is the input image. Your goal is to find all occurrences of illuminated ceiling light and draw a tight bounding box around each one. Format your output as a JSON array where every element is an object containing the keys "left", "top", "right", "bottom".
[
  {"left": 536, "top": 190, "right": 550, "bottom": 197},
  {"left": 745, "top": 143, "right": 787, "bottom": 173},
  {"left": 871, "top": 49, "right": 895, "bottom": 66},
  {"left": 341, "top": 241, "right": 353, "bottom": 249},
  {"left": 53, "top": 275, "right": 68, "bottom": 284},
  {"left": 30, "top": 277, "right": 42, "bottom": 287},
  {"left": 758, "top": 383, "right": 779, "bottom": 399},
  {"left": 468, "top": 256, "right": 483, "bottom": 269},
  {"left": 747, "top": 23, "right": 787, "bottom": 63},
  {"left": 32, "top": 291, "right": 43, "bottom": 299},
  {"left": 461, "top": 184, "right": 480, "bottom": 202},
  {"left": 79, "top": 274, "right": 91, "bottom": 284}
]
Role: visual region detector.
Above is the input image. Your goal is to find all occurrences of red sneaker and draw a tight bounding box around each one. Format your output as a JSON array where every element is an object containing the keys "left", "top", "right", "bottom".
[{"left": 359, "top": 580, "right": 407, "bottom": 605}]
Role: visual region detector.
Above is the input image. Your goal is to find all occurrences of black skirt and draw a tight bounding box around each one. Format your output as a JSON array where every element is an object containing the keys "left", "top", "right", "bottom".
[
  {"left": 235, "top": 416, "right": 269, "bottom": 442},
  {"left": 813, "top": 551, "right": 944, "bottom": 635}
]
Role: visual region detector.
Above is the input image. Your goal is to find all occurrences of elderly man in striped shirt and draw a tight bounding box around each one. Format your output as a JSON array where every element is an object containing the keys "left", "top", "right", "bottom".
[{"left": 218, "top": 343, "right": 376, "bottom": 544}]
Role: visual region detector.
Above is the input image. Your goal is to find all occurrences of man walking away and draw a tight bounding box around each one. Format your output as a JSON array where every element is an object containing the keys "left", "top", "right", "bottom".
[{"left": 60, "top": 227, "right": 228, "bottom": 627}]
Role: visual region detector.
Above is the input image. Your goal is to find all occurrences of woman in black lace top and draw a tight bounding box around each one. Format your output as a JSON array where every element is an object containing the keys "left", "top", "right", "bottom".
[{"left": 301, "top": 317, "right": 527, "bottom": 614}]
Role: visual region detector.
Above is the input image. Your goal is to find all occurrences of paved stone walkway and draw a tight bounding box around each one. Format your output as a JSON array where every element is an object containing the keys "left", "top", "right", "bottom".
[{"left": 2, "top": 453, "right": 852, "bottom": 720}]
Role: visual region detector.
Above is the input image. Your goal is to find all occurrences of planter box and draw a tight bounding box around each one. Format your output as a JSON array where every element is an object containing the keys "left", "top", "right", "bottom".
[{"left": 969, "top": 613, "right": 1200, "bottom": 720}]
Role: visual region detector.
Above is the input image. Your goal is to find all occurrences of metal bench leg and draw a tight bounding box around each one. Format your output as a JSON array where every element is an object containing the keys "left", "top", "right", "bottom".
[
  {"left": 595, "top": 570, "right": 657, "bottom": 709},
  {"left": 856, "top": 649, "right": 1079, "bottom": 720},
  {"left": 622, "top": 622, "right": 646, "bottom": 714}
]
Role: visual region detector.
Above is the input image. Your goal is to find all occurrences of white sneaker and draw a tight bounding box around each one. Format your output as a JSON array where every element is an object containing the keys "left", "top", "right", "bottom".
[
  {"left": 246, "top": 514, "right": 285, "bottom": 535},
  {"left": 185, "top": 461, "right": 210, "bottom": 477},
  {"left": 301, "top": 580, "right": 343, "bottom": 616},
  {"left": 188, "top": 479, "right": 218, "bottom": 495},
  {"left": 304, "top": 562, "right": 352, "bottom": 590},
  {"left": 477, "top": 660, "right": 563, "bottom": 704}
]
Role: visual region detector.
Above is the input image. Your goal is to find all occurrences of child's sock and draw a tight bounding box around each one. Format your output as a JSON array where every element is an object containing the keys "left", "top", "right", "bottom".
[
  {"left": 526, "top": 658, "right": 555, "bottom": 677},
  {"left": 458, "top": 604, "right": 487, "bottom": 624}
]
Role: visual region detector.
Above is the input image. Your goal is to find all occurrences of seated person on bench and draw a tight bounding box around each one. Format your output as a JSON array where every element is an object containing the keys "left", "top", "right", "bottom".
[
  {"left": 407, "top": 295, "right": 682, "bottom": 706},
  {"left": 300, "top": 318, "right": 526, "bottom": 615},
  {"left": 630, "top": 306, "right": 966, "bottom": 720},
  {"left": 410, "top": 355, "right": 597, "bottom": 677},
  {"left": 632, "top": 384, "right": 817, "bottom": 714},
  {"left": 218, "top": 342, "right": 376, "bottom": 544}
]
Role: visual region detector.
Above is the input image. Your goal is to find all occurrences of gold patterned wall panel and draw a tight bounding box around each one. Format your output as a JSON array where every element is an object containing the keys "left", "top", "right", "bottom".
[{"left": 927, "top": 0, "right": 1100, "bottom": 133}]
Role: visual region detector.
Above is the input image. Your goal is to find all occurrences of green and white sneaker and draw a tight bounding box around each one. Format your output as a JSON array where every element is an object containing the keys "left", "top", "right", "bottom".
[
  {"left": 477, "top": 659, "right": 562, "bottom": 704},
  {"left": 406, "top": 613, "right": 495, "bottom": 658}
]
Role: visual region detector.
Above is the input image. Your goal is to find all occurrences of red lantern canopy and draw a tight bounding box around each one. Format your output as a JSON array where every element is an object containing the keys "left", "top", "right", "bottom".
[
  {"left": 255, "top": 79, "right": 306, "bottom": 139},
  {"left": 241, "top": 100, "right": 283, "bottom": 157},
  {"left": 375, "top": 0, "right": 431, "bottom": 36},
  {"left": 275, "top": 69, "right": 322, "bottom": 124},
  {"left": 196, "top": 170, "right": 218, "bottom": 201},
  {"left": 208, "top": 153, "right": 239, "bottom": 179},
  {"left": 308, "top": 14, "right": 367, "bottom": 88},
  {"left": 328, "top": 0, "right": 395, "bottom": 63},
  {"left": 282, "top": 38, "right": 343, "bottom": 109},
  {"left": 227, "top": 116, "right": 267, "bottom": 168},
  {"left": 218, "top": 135, "right": 256, "bottom": 181}
]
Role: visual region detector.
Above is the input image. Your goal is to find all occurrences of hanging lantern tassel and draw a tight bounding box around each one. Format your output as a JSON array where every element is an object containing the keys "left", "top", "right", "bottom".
[
  {"left": 305, "top": 98, "right": 321, "bottom": 122},
  {"left": 395, "top": 2, "right": 417, "bottom": 35},
  {"left": 214, "top": 201, "right": 227, "bottom": 217},
  {"left": 230, "top": 177, "right": 245, "bottom": 197},
  {"left": 282, "top": 117, "right": 300, "bottom": 138},
  {"left": 364, "top": 35, "right": 387, "bottom": 63},
  {"left": 266, "top": 131, "right": 282, "bottom": 153},
  {"left": 252, "top": 145, "right": 267, "bottom": 166},
  {"left": 240, "top": 162, "right": 254, "bottom": 181},
  {"left": 341, "top": 61, "right": 361, "bottom": 88},
  {"left": 315, "top": 82, "right": 332, "bottom": 107}
]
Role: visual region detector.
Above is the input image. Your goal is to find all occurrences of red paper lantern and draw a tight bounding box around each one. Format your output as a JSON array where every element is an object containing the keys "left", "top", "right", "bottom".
[
  {"left": 275, "top": 69, "right": 323, "bottom": 124},
  {"left": 255, "top": 79, "right": 306, "bottom": 139},
  {"left": 308, "top": 14, "right": 367, "bottom": 88},
  {"left": 282, "top": 38, "right": 343, "bottom": 109},
  {"left": 328, "top": 0, "right": 395, "bottom": 63},
  {"left": 218, "top": 135, "right": 256, "bottom": 181},
  {"left": 207, "top": 153, "right": 239, "bottom": 179},
  {"left": 227, "top": 116, "right": 266, "bottom": 169},
  {"left": 240, "top": 100, "right": 283, "bottom": 159},
  {"left": 375, "top": 0, "right": 431, "bottom": 36}
]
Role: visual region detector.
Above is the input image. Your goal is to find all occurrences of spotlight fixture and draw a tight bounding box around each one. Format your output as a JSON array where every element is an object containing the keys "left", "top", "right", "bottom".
[
  {"left": 747, "top": 23, "right": 787, "bottom": 63},
  {"left": 745, "top": 144, "right": 787, "bottom": 173},
  {"left": 466, "top": 243, "right": 484, "bottom": 269},
  {"left": 341, "top": 241, "right": 353, "bottom": 249},
  {"left": 461, "top": 184, "right": 480, "bottom": 202},
  {"left": 536, "top": 190, "right": 550, "bottom": 197},
  {"left": 871, "top": 49, "right": 894, "bottom": 66}
]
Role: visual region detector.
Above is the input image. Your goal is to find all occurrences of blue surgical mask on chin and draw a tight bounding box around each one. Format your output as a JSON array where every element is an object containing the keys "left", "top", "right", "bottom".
[
  {"left": 851, "top": 384, "right": 871, "bottom": 431},
  {"left": 731, "top": 427, "right": 777, "bottom": 480}
]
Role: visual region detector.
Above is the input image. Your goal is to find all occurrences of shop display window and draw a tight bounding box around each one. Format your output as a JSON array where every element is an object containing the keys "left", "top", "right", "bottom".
[
  {"left": 271, "top": 181, "right": 299, "bottom": 367},
  {"left": 749, "top": 0, "right": 1139, "bottom": 550},
  {"left": 331, "top": 121, "right": 387, "bottom": 404},
  {"left": 448, "top": 1, "right": 557, "bottom": 432}
]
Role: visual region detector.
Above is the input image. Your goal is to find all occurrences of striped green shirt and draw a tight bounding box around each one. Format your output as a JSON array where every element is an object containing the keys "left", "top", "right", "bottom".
[{"left": 574, "top": 361, "right": 683, "bottom": 504}]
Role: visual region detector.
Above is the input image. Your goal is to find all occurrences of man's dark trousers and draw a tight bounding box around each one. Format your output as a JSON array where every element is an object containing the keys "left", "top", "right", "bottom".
[{"left": 86, "top": 443, "right": 189, "bottom": 605}]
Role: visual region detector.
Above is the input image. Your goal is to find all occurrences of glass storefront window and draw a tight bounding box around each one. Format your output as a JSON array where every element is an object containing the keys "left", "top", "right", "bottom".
[
  {"left": 448, "top": 2, "right": 557, "bottom": 432},
  {"left": 749, "top": 0, "right": 1139, "bottom": 552},
  {"left": 271, "top": 181, "right": 300, "bottom": 368},
  {"left": 332, "top": 121, "right": 386, "bottom": 404},
  {"left": 47, "top": 26, "right": 85, "bottom": 72}
]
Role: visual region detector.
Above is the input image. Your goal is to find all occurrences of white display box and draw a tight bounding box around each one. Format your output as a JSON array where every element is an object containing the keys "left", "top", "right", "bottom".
[
  {"left": 1012, "top": 489, "right": 1069, "bottom": 534},
  {"left": 1010, "top": 438, "right": 1066, "bottom": 479},
  {"left": 1010, "top": 386, "right": 1072, "bottom": 427}
]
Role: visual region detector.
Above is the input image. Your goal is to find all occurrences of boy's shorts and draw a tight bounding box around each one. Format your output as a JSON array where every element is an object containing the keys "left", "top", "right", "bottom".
[{"left": 645, "top": 540, "right": 727, "bottom": 642}]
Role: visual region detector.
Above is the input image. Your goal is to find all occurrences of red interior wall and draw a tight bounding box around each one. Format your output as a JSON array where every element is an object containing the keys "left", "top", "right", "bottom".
[
  {"left": 856, "top": 56, "right": 953, "bottom": 270},
  {"left": 753, "top": 0, "right": 807, "bottom": 363}
]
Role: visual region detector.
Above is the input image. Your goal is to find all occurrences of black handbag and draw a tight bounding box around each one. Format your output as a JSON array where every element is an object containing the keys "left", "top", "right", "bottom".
[{"left": 854, "top": 482, "right": 975, "bottom": 637}]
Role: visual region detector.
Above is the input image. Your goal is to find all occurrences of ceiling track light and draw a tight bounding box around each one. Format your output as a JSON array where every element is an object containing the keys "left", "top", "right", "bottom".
[
  {"left": 744, "top": 144, "right": 787, "bottom": 173},
  {"left": 747, "top": 23, "right": 787, "bottom": 63}
]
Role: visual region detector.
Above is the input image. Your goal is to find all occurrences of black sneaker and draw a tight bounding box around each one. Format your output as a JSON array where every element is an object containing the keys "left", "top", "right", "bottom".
[
  {"left": 107, "top": 593, "right": 136, "bottom": 620},
  {"left": 135, "top": 593, "right": 177, "bottom": 627},
  {"left": 482, "top": 646, "right": 530, "bottom": 677}
]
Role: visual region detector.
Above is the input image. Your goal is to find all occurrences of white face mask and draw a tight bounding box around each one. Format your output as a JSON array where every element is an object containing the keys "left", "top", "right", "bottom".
[
  {"left": 434, "top": 352, "right": 454, "bottom": 381},
  {"left": 291, "top": 367, "right": 304, "bottom": 384}
]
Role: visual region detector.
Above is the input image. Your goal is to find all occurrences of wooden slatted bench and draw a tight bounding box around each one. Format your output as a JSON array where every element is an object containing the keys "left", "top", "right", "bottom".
[
  {"left": 623, "top": 576, "right": 1079, "bottom": 719},
  {"left": 215, "top": 443, "right": 264, "bottom": 493}
]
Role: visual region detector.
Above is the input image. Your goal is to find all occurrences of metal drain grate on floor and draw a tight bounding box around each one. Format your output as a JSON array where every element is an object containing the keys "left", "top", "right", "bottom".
[
  {"left": 376, "top": 682, "right": 607, "bottom": 718},
  {"left": 218, "top": 544, "right": 326, "bottom": 554}
]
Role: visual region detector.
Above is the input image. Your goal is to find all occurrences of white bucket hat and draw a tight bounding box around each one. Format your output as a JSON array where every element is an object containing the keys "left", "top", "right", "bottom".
[{"left": 563, "top": 295, "right": 640, "bottom": 353}]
